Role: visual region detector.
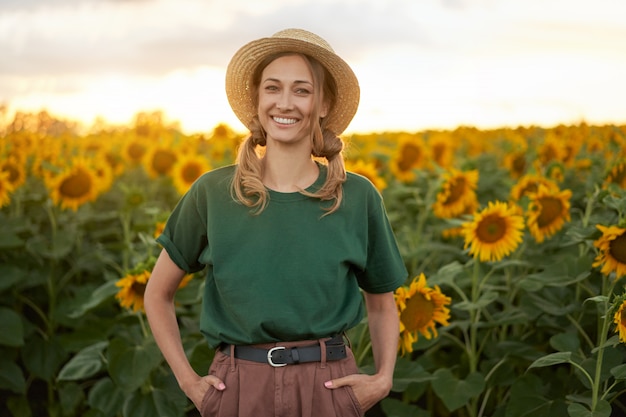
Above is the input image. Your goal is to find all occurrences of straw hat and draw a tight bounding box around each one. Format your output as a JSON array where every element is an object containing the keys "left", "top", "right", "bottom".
[{"left": 225, "top": 28, "right": 360, "bottom": 135}]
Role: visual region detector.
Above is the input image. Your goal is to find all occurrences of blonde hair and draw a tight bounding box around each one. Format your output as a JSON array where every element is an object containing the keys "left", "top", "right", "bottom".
[{"left": 231, "top": 52, "right": 347, "bottom": 215}]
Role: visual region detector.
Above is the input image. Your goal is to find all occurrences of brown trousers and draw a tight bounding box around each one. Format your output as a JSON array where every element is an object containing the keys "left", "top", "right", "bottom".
[{"left": 200, "top": 338, "right": 364, "bottom": 417}]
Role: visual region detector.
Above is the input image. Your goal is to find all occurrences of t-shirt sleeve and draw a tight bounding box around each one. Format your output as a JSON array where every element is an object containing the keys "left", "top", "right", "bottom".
[
  {"left": 156, "top": 183, "right": 208, "bottom": 273},
  {"left": 356, "top": 186, "right": 408, "bottom": 293}
]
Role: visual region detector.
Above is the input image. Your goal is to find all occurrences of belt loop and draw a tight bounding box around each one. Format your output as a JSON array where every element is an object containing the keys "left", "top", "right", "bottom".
[
  {"left": 229, "top": 344, "right": 236, "bottom": 371},
  {"left": 318, "top": 338, "right": 327, "bottom": 369}
]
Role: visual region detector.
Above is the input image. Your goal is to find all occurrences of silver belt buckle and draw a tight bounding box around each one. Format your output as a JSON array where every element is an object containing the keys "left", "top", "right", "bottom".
[{"left": 267, "top": 346, "right": 287, "bottom": 367}]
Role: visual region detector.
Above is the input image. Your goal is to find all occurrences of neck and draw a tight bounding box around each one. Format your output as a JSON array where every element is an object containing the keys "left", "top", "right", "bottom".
[{"left": 262, "top": 147, "right": 319, "bottom": 192}]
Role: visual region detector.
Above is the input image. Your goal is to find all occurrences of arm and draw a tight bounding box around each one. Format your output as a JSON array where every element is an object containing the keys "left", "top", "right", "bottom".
[
  {"left": 144, "top": 249, "right": 225, "bottom": 409},
  {"left": 325, "top": 291, "right": 399, "bottom": 411}
]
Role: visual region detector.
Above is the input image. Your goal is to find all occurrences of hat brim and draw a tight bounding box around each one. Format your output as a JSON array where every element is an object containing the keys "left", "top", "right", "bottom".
[{"left": 225, "top": 32, "right": 360, "bottom": 135}]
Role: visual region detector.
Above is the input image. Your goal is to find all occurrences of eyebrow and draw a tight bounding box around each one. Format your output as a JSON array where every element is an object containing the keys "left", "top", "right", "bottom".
[{"left": 263, "top": 77, "right": 313, "bottom": 86}]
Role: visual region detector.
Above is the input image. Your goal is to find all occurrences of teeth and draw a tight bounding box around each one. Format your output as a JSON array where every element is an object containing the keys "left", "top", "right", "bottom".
[{"left": 273, "top": 116, "right": 297, "bottom": 125}]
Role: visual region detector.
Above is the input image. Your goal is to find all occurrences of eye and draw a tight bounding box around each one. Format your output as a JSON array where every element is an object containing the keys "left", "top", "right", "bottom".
[
  {"left": 295, "top": 87, "right": 312, "bottom": 95},
  {"left": 264, "top": 85, "right": 279, "bottom": 92}
]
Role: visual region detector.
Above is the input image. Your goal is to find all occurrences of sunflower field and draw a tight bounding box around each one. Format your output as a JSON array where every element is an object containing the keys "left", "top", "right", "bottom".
[{"left": 2, "top": 110, "right": 626, "bottom": 417}]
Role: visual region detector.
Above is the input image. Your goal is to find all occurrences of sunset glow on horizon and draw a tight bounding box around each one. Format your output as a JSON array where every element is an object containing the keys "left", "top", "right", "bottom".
[{"left": 2, "top": 0, "right": 625, "bottom": 134}]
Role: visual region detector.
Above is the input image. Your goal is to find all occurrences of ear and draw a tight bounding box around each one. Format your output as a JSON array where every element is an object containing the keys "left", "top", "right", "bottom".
[{"left": 320, "top": 101, "right": 329, "bottom": 119}]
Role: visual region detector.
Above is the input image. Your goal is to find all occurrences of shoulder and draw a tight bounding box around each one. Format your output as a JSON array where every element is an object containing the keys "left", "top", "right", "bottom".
[
  {"left": 345, "top": 171, "right": 381, "bottom": 197},
  {"left": 343, "top": 171, "right": 385, "bottom": 213},
  {"left": 192, "top": 164, "right": 236, "bottom": 190}
]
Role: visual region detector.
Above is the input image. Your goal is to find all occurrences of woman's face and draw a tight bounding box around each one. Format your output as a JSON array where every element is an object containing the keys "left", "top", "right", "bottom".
[{"left": 257, "top": 54, "right": 326, "bottom": 146}]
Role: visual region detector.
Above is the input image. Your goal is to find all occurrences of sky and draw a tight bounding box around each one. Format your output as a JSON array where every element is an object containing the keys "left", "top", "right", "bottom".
[{"left": 1, "top": 0, "right": 625, "bottom": 134}]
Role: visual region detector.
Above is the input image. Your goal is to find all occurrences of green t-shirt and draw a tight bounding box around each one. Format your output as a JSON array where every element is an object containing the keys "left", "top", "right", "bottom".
[{"left": 157, "top": 164, "right": 407, "bottom": 348}]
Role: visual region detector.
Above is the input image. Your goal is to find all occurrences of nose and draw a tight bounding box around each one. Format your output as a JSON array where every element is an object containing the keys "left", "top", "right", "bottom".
[{"left": 276, "top": 91, "right": 293, "bottom": 111}]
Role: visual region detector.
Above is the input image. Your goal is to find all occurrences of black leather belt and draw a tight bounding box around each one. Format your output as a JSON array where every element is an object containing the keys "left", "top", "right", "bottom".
[{"left": 220, "top": 335, "right": 347, "bottom": 367}]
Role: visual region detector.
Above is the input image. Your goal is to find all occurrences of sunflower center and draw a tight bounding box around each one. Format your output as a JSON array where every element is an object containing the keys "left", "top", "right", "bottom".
[
  {"left": 476, "top": 214, "right": 506, "bottom": 243},
  {"left": 511, "top": 153, "right": 526, "bottom": 176},
  {"left": 536, "top": 197, "right": 563, "bottom": 227},
  {"left": 127, "top": 142, "right": 147, "bottom": 162},
  {"left": 444, "top": 177, "right": 467, "bottom": 205},
  {"left": 400, "top": 293, "right": 434, "bottom": 331},
  {"left": 182, "top": 163, "right": 202, "bottom": 183},
  {"left": 432, "top": 143, "right": 445, "bottom": 164},
  {"left": 397, "top": 143, "right": 422, "bottom": 171},
  {"left": 59, "top": 169, "right": 93, "bottom": 198},
  {"left": 131, "top": 281, "right": 147, "bottom": 297},
  {"left": 152, "top": 150, "right": 177, "bottom": 175},
  {"left": 621, "top": 308, "right": 626, "bottom": 328},
  {"left": 2, "top": 163, "right": 19, "bottom": 183},
  {"left": 609, "top": 233, "right": 626, "bottom": 264}
]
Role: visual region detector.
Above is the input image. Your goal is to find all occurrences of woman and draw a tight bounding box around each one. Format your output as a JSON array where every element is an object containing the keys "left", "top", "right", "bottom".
[{"left": 144, "top": 28, "right": 408, "bottom": 417}]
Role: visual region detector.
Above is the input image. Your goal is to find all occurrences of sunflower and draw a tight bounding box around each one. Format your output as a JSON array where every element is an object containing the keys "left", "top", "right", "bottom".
[
  {"left": 611, "top": 294, "right": 626, "bottom": 344},
  {"left": 390, "top": 135, "right": 428, "bottom": 182},
  {"left": 537, "top": 134, "right": 565, "bottom": 167},
  {"left": 154, "top": 221, "right": 166, "bottom": 239},
  {"left": 46, "top": 157, "right": 99, "bottom": 211},
  {"left": 395, "top": 273, "right": 451, "bottom": 355},
  {"left": 92, "top": 156, "right": 115, "bottom": 194},
  {"left": 510, "top": 174, "right": 559, "bottom": 201},
  {"left": 116, "top": 270, "right": 193, "bottom": 312},
  {"left": 503, "top": 150, "right": 528, "bottom": 179},
  {"left": 428, "top": 133, "right": 455, "bottom": 169},
  {"left": 144, "top": 145, "right": 178, "bottom": 178},
  {"left": 170, "top": 153, "right": 210, "bottom": 195},
  {"left": 462, "top": 201, "right": 525, "bottom": 262},
  {"left": 604, "top": 161, "right": 626, "bottom": 189},
  {"left": 346, "top": 159, "right": 387, "bottom": 191},
  {"left": 0, "top": 171, "right": 16, "bottom": 208},
  {"left": 593, "top": 225, "right": 626, "bottom": 280},
  {"left": 0, "top": 155, "right": 27, "bottom": 189},
  {"left": 122, "top": 136, "right": 149, "bottom": 166},
  {"left": 432, "top": 169, "right": 479, "bottom": 219},
  {"left": 526, "top": 185, "right": 571, "bottom": 243}
]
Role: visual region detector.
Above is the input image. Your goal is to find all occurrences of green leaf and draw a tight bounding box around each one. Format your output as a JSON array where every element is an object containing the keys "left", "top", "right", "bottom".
[
  {"left": 381, "top": 398, "right": 430, "bottom": 417},
  {"left": 0, "top": 265, "right": 27, "bottom": 292},
  {"left": 505, "top": 374, "right": 568, "bottom": 417},
  {"left": 550, "top": 333, "right": 580, "bottom": 353},
  {"left": 431, "top": 369, "right": 485, "bottom": 412},
  {"left": 58, "top": 382, "right": 85, "bottom": 416},
  {"left": 6, "top": 395, "right": 31, "bottom": 417},
  {"left": 517, "top": 257, "right": 592, "bottom": 292},
  {"left": 0, "top": 231, "right": 24, "bottom": 249},
  {"left": 585, "top": 295, "right": 609, "bottom": 304},
  {"left": 0, "top": 357, "right": 26, "bottom": 394},
  {"left": 58, "top": 341, "right": 108, "bottom": 381},
  {"left": 107, "top": 337, "right": 162, "bottom": 392},
  {"left": 26, "top": 232, "right": 76, "bottom": 260},
  {"left": 21, "top": 335, "right": 67, "bottom": 382},
  {"left": 122, "top": 382, "right": 186, "bottom": 417},
  {"left": 0, "top": 307, "right": 24, "bottom": 347},
  {"left": 88, "top": 378, "right": 126, "bottom": 417},
  {"left": 430, "top": 261, "right": 463, "bottom": 286},
  {"left": 610, "top": 363, "right": 626, "bottom": 379},
  {"left": 68, "top": 280, "right": 119, "bottom": 318},
  {"left": 391, "top": 357, "right": 433, "bottom": 391},
  {"left": 567, "top": 400, "right": 611, "bottom": 417},
  {"left": 528, "top": 352, "right": 573, "bottom": 370},
  {"left": 453, "top": 291, "right": 499, "bottom": 311}
]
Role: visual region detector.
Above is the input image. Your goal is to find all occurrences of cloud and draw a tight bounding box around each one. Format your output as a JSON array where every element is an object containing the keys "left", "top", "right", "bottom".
[{"left": 0, "top": 0, "right": 426, "bottom": 79}]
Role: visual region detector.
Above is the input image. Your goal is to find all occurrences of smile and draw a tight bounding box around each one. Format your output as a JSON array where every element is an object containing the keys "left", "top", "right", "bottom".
[{"left": 273, "top": 116, "right": 298, "bottom": 125}]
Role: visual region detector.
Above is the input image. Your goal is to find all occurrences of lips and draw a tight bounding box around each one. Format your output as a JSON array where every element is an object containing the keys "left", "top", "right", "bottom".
[{"left": 272, "top": 116, "right": 298, "bottom": 125}]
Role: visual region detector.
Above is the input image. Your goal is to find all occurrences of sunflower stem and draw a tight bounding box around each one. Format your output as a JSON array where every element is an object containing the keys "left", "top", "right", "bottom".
[
  {"left": 469, "top": 260, "right": 480, "bottom": 374},
  {"left": 137, "top": 310, "right": 149, "bottom": 338},
  {"left": 591, "top": 276, "right": 616, "bottom": 412},
  {"left": 120, "top": 210, "right": 132, "bottom": 272}
]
